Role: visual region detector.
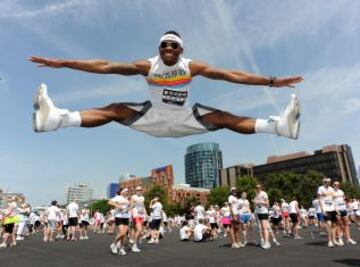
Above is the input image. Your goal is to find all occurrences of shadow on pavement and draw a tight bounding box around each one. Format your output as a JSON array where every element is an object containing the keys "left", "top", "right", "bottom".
[
  {"left": 305, "top": 241, "right": 326, "bottom": 246},
  {"left": 333, "top": 259, "right": 360, "bottom": 266}
]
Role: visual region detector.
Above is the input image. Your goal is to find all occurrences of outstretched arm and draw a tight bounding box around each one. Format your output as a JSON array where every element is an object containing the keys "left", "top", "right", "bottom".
[
  {"left": 190, "top": 61, "right": 303, "bottom": 88},
  {"left": 28, "top": 56, "right": 151, "bottom": 76}
]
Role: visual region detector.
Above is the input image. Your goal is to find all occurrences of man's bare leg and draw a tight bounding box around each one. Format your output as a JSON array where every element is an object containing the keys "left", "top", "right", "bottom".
[
  {"left": 199, "top": 94, "right": 301, "bottom": 139},
  {"left": 200, "top": 111, "right": 256, "bottom": 134},
  {"left": 80, "top": 104, "right": 138, "bottom": 127}
]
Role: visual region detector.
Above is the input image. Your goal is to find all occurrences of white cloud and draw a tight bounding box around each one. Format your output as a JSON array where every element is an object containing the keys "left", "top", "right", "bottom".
[{"left": 54, "top": 78, "right": 147, "bottom": 105}]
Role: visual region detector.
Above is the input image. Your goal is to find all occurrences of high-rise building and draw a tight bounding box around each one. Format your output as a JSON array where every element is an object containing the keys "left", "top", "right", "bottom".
[
  {"left": 220, "top": 144, "right": 359, "bottom": 187},
  {"left": 185, "top": 142, "right": 223, "bottom": 189},
  {"left": 66, "top": 183, "right": 94, "bottom": 204},
  {"left": 107, "top": 183, "right": 119, "bottom": 199}
]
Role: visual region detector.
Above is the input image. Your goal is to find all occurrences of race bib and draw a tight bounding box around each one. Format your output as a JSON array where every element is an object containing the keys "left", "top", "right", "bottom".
[{"left": 162, "top": 89, "right": 187, "bottom": 106}]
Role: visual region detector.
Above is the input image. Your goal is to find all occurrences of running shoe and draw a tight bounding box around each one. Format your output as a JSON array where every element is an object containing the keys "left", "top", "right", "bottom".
[
  {"left": 110, "top": 243, "right": 118, "bottom": 254},
  {"left": 131, "top": 245, "right": 141, "bottom": 253},
  {"left": 16, "top": 236, "right": 24, "bottom": 241},
  {"left": 327, "top": 241, "right": 335, "bottom": 248},
  {"left": 0, "top": 243, "right": 7, "bottom": 248},
  {"left": 231, "top": 243, "right": 240, "bottom": 249},
  {"left": 334, "top": 239, "right": 344, "bottom": 246},
  {"left": 294, "top": 235, "right": 303, "bottom": 240},
  {"left": 33, "top": 83, "right": 62, "bottom": 132},
  {"left": 147, "top": 239, "right": 155, "bottom": 244},
  {"left": 118, "top": 248, "right": 127, "bottom": 256},
  {"left": 273, "top": 239, "right": 281, "bottom": 246},
  {"left": 273, "top": 94, "right": 301, "bottom": 140},
  {"left": 261, "top": 242, "right": 271, "bottom": 250},
  {"left": 346, "top": 239, "right": 357, "bottom": 245}
]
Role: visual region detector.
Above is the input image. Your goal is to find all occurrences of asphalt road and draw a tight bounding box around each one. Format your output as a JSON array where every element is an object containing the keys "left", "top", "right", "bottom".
[{"left": 1, "top": 227, "right": 360, "bottom": 267}]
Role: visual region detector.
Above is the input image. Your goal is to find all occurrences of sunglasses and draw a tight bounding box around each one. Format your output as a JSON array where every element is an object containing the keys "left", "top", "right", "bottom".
[{"left": 160, "top": 41, "right": 179, "bottom": 49}]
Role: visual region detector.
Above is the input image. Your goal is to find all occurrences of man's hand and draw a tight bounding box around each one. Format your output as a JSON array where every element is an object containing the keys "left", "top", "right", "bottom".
[
  {"left": 272, "top": 76, "right": 304, "bottom": 88},
  {"left": 28, "top": 56, "right": 65, "bottom": 68}
]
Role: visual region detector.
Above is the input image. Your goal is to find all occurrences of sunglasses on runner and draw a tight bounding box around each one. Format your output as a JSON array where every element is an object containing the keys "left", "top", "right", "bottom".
[{"left": 160, "top": 41, "right": 179, "bottom": 49}]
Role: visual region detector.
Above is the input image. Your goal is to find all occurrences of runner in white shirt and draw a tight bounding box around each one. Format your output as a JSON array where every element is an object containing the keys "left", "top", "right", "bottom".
[
  {"left": 179, "top": 221, "right": 193, "bottom": 241},
  {"left": 194, "top": 203, "right": 205, "bottom": 224},
  {"left": 206, "top": 205, "right": 218, "bottom": 239},
  {"left": 148, "top": 197, "right": 163, "bottom": 244},
  {"left": 289, "top": 198, "right": 302, "bottom": 239},
  {"left": 130, "top": 186, "right": 148, "bottom": 253},
  {"left": 254, "top": 184, "right": 271, "bottom": 249},
  {"left": 220, "top": 202, "right": 231, "bottom": 237},
  {"left": 228, "top": 187, "right": 241, "bottom": 248},
  {"left": 312, "top": 197, "right": 326, "bottom": 235},
  {"left": 66, "top": 200, "right": 79, "bottom": 241},
  {"left": 333, "top": 181, "right": 357, "bottom": 245},
  {"left": 300, "top": 206, "right": 308, "bottom": 228},
  {"left": 238, "top": 192, "right": 251, "bottom": 245},
  {"left": 308, "top": 206, "right": 316, "bottom": 239},
  {"left": 79, "top": 206, "right": 90, "bottom": 240},
  {"left": 318, "top": 177, "right": 338, "bottom": 247},
  {"left": 193, "top": 219, "right": 212, "bottom": 242},
  {"left": 109, "top": 188, "right": 131, "bottom": 256},
  {"left": 45, "top": 200, "right": 60, "bottom": 242}
]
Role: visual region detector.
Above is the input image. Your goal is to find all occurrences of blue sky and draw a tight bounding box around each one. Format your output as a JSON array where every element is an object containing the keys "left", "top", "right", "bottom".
[{"left": 1, "top": 0, "right": 360, "bottom": 206}]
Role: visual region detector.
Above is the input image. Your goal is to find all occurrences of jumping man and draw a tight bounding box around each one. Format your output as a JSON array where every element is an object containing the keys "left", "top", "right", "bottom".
[{"left": 29, "top": 31, "right": 303, "bottom": 139}]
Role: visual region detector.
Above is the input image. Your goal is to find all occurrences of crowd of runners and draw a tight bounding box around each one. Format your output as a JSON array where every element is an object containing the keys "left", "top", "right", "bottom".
[{"left": 1, "top": 178, "right": 359, "bottom": 254}]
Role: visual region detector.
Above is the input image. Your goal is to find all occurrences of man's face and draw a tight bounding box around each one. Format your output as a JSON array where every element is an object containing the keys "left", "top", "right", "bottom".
[{"left": 159, "top": 41, "right": 183, "bottom": 66}]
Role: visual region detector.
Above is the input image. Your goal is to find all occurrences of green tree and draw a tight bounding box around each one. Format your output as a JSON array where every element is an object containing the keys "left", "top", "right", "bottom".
[
  {"left": 236, "top": 175, "right": 259, "bottom": 206},
  {"left": 144, "top": 184, "right": 169, "bottom": 213},
  {"left": 90, "top": 199, "right": 109, "bottom": 215},
  {"left": 340, "top": 182, "right": 360, "bottom": 199},
  {"left": 167, "top": 203, "right": 185, "bottom": 217},
  {"left": 207, "top": 186, "right": 229, "bottom": 207}
]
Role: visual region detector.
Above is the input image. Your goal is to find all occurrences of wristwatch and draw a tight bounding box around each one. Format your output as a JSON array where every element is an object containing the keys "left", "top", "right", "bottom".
[{"left": 268, "top": 76, "right": 277, "bottom": 87}]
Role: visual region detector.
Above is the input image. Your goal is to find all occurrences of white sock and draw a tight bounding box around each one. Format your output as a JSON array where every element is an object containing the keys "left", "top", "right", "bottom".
[
  {"left": 59, "top": 111, "right": 82, "bottom": 128},
  {"left": 255, "top": 119, "right": 276, "bottom": 134}
]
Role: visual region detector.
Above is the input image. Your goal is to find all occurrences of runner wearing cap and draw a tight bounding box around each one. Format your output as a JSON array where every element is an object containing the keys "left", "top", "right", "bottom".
[{"left": 130, "top": 186, "right": 148, "bottom": 253}]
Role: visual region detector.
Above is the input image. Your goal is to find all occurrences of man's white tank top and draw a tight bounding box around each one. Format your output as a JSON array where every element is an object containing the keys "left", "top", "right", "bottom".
[{"left": 146, "top": 55, "right": 192, "bottom": 109}]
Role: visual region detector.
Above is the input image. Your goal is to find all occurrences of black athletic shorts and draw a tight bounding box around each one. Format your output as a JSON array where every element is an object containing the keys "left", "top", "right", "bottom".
[
  {"left": 309, "top": 215, "right": 315, "bottom": 220},
  {"left": 3, "top": 223, "right": 15, "bottom": 234},
  {"left": 271, "top": 217, "right": 282, "bottom": 226},
  {"left": 290, "top": 213, "right": 298, "bottom": 224},
  {"left": 257, "top": 213, "right": 269, "bottom": 220},
  {"left": 150, "top": 219, "right": 161, "bottom": 230},
  {"left": 115, "top": 218, "right": 129, "bottom": 226},
  {"left": 339, "top": 210, "right": 348, "bottom": 217},
  {"left": 210, "top": 223, "right": 219, "bottom": 229},
  {"left": 68, "top": 217, "right": 78, "bottom": 227},
  {"left": 325, "top": 211, "right": 337, "bottom": 222},
  {"left": 80, "top": 221, "right": 89, "bottom": 228}
]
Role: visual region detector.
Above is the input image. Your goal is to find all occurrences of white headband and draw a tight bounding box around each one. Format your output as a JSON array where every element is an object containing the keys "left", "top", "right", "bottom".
[
  {"left": 159, "top": 34, "right": 183, "bottom": 48},
  {"left": 121, "top": 188, "right": 128, "bottom": 194}
]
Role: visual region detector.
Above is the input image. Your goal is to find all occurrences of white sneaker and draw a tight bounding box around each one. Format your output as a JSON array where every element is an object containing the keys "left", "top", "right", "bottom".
[
  {"left": 147, "top": 239, "right": 155, "bottom": 244},
  {"left": 346, "top": 239, "right": 357, "bottom": 245},
  {"left": 110, "top": 243, "right": 118, "bottom": 254},
  {"left": 261, "top": 242, "right": 271, "bottom": 250},
  {"left": 131, "top": 245, "right": 141, "bottom": 253},
  {"left": 327, "top": 241, "right": 335, "bottom": 248},
  {"left": 118, "top": 248, "right": 127, "bottom": 256},
  {"left": 16, "top": 236, "right": 24, "bottom": 241},
  {"left": 273, "top": 94, "right": 301, "bottom": 140},
  {"left": 237, "top": 242, "right": 245, "bottom": 248},
  {"left": 33, "top": 83, "right": 62, "bottom": 132},
  {"left": 84, "top": 236, "right": 89, "bottom": 240},
  {"left": 231, "top": 243, "right": 240, "bottom": 249},
  {"left": 0, "top": 243, "right": 7, "bottom": 248},
  {"left": 273, "top": 239, "right": 281, "bottom": 246},
  {"left": 79, "top": 236, "right": 84, "bottom": 240},
  {"left": 334, "top": 239, "right": 344, "bottom": 246}
]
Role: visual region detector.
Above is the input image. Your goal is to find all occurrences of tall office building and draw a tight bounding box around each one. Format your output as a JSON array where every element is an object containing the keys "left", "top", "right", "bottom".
[
  {"left": 107, "top": 183, "right": 119, "bottom": 199},
  {"left": 66, "top": 183, "right": 94, "bottom": 204},
  {"left": 220, "top": 144, "right": 359, "bottom": 187},
  {"left": 185, "top": 143, "right": 223, "bottom": 189}
]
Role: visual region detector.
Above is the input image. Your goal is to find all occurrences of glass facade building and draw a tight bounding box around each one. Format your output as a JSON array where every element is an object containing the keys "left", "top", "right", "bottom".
[{"left": 185, "top": 143, "right": 223, "bottom": 189}]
